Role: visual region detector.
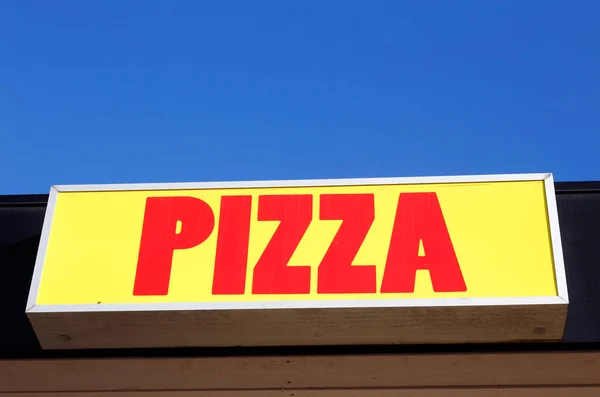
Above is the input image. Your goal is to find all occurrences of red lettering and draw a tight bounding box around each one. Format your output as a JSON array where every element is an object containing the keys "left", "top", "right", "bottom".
[
  {"left": 212, "top": 195, "right": 252, "bottom": 294},
  {"left": 252, "top": 195, "right": 312, "bottom": 294},
  {"left": 133, "top": 196, "right": 215, "bottom": 296},
  {"left": 380, "top": 192, "right": 466, "bottom": 293},
  {"left": 318, "top": 194, "right": 376, "bottom": 293}
]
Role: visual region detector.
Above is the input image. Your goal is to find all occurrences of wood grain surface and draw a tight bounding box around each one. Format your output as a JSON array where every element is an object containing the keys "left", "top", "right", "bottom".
[
  {"left": 29, "top": 302, "right": 567, "bottom": 349},
  {"left": 2, "top": 350, "right": 599, "bottom": 393}
]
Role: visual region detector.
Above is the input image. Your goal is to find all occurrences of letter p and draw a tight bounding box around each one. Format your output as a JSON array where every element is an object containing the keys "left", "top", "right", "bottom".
[{"left": 133, "top": 196, "right": 215, "bottom": 296}]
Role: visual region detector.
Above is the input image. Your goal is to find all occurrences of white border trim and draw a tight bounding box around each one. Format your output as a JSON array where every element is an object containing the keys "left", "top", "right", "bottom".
[
  {"left": 544, "top": 174, "right": 569, "bottom": 303},
  {"left": 26, "top": 173, "right": 569, "bottom": 315},
  {"left": 28, "top": 296, "right": 566, "bottom": 314},
  {"left": 52, "top": 173, "right": 551, "bottom": 193},
  {"left": 26, "top": 186, "right": 59, "bottom": 311}
]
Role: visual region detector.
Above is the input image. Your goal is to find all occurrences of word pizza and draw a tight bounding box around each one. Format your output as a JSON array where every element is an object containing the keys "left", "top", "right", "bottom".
[{"left": 133, "top": 193, "right": 467, "bottom": 296}]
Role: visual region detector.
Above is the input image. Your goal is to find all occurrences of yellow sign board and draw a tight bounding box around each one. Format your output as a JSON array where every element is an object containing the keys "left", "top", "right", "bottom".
[{"left": 28, "top": 173, "right": 567, "bottom": 310}]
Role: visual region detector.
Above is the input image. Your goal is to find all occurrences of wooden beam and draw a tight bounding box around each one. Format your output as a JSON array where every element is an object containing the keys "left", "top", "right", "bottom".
[
  {"left": 29, "top": 304, "right": 566, "bottom": 350},
  {"left": 2, "top": 351, "right": 600, "bottom": 393},
  {"left": 2, "top": 388, "right": 600, "bottom": 397}
]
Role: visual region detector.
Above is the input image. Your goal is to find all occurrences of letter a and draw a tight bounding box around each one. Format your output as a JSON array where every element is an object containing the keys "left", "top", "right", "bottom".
[{"left": 381, "top": 192, "right": 466, "bottom": 293}]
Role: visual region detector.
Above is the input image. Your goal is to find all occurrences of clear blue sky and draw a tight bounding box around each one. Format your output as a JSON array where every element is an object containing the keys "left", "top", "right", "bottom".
[{"left": 2, "top": 1, "right": 599, "bottom": 194}]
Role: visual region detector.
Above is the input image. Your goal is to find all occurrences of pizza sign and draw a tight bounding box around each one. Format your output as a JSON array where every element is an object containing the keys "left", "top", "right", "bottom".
[{"left": 28, "top": 174, "right": 565, "bottom": 308}]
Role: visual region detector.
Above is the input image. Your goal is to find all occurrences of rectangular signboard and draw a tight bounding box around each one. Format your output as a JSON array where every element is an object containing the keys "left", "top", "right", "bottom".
[{"left": 26, "top": 173, "right": 568, "bottom": 349}]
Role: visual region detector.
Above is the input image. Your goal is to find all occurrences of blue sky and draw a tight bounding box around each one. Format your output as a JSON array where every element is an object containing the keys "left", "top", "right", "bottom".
[{"left": 1, "top": 1, "right": 599, "bottom": 194}]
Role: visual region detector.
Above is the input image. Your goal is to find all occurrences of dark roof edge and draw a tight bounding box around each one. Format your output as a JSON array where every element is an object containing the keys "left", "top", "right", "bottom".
[
  {"left": 0, "top": 194, "right": 50, "bottom": 207},
  {"left": 554, "top": 181, "right": 600, "bottom": 193},
  {"left": 0, "top": 181, "right": 598, "bottom": 206}
]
